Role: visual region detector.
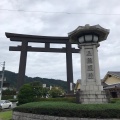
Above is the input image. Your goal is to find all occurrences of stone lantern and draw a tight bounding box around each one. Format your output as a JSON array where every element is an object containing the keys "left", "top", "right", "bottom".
[{"left": 68, "top": 24, "right": 110, "bottom": 104}]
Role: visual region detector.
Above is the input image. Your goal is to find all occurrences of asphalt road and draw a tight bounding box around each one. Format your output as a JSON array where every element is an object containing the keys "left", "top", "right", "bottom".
[{"left": 12, "top": 102, "right": 17, "bottom": 108}]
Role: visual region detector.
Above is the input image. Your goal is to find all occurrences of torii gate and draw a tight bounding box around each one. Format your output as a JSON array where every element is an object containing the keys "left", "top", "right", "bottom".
[{"left": 5, "top": 33, "right": 79, "bottom": 92}]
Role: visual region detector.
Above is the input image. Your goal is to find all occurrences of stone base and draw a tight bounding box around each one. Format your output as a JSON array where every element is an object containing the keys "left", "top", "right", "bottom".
[{"left": 80, "top": 90, "right": 108, "bottom": 104}]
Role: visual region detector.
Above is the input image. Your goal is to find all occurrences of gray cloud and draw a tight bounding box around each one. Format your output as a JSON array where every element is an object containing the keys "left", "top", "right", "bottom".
[{"left": 0, "top": 0, "right": 120, "bottom": 83}]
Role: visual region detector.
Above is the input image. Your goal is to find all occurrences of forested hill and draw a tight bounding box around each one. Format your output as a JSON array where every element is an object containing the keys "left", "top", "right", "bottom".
[{"left": 1, "top": 70, "right": 67, "bottom": 90}]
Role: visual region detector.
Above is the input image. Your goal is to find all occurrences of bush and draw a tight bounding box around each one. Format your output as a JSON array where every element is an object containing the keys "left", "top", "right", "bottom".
[
  {"left": 110, "top": 98, "right": 120, "bottom": 103},
  {"left": 49, "top": 87, "right": 64, "bottom": 98},
  {"left": 2, "top": 89, "right": 16, "bottom": 95},
  {"left": 2, "top": 95, "right": 14, "bottom": 100},
  {"left": 17, "top": 84, "right": 35, "bottom": 104},
  {"left": 9, "top": 99, "right": 18, "bottom": 102},
  {"left": 35, "top": 97, "right": 76, "bottom": 103},
  {"left": 13, "top": 101, "right": 120, "bottom": 118}
]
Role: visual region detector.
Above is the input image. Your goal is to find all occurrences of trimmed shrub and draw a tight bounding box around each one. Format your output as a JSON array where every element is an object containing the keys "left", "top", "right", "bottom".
[
  {"left": 17, "top": 84, "right": 35, "bottom": 104},
  {"left": 110, "top": 98, "right": 120, "bottom": 103},
  {"left": 35, "top": 97, "right": 76, "bottom": 103},
  {"left": 9, "top": 99, "right": 18, "bottom": 102},
  {"left": 13, "top": 101, "right": 120, "bottom": 118}
]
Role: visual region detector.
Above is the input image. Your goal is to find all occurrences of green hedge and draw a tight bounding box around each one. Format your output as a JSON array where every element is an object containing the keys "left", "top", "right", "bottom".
[
  {"left": 35, "top": 97, "right": 76, "bottom": 103},
  {"left": 9, "top": 99, "right": 18, "bottom": 102},
  {"left": 110, "top": 98, "right": 120, "bottom": 103},
  {"left": 2, "top": 95, "right": 14, "bottom": 100},
  {"left": 13, "top": 101, "right": 120, "bottom": 118},
  {"left": 2, "top": 89, "right": 16, "bottom": 95}
]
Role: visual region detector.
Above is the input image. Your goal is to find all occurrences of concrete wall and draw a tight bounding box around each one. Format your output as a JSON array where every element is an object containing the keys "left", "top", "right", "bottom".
[
  {"left": 105, "top": 76, "right": 120, "bottom": 85},
  {"left": 13, "top": 111, "right": 120, "bottom": 120}
]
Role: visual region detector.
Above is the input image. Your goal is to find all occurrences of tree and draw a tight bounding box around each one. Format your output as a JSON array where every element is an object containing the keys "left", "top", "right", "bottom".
[
  {"left": 30, "top": 81, "right": 43, "bottom": 98},
  {"left": 2, "top": 89, "right": 16, "bottom": 95},
  {"left": 42, "top": 87, "right": 49, "bottom": 98},
  {"left": 18, "top": 81, "right": 49, "bottom": 104},
  {"left": 49, "top": 87, "right": 64, "bottom": 98},
  {"left": 17, "top": 84, "right": 35, "bottom": 104}
]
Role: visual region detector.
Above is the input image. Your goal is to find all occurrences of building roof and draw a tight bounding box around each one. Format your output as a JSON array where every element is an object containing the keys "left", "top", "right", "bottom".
[
  {"left": 102, "top": 82, "right": 108, "bottom": 87},
  {"left": 77, "top": 79, "right": 81, "bottom": 84},
  {"left": 108, "top": 71, "right": 120, "bottom": 78},
  {"left": 104, "top": 83, "right": 120, "bottom": 90},
  {"left": 103, "top": 71, "right": 120, "bottom": 82}
]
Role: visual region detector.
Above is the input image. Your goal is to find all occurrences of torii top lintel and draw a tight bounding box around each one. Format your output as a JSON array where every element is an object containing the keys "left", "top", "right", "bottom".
[{"left": 5, "top": 32, "right": 70, "bottom": 44}]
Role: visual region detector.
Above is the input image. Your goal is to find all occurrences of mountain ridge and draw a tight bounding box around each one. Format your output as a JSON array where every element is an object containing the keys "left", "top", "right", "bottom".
[{"left": 1, "top": 70, "right": 67, "bottom": 90}]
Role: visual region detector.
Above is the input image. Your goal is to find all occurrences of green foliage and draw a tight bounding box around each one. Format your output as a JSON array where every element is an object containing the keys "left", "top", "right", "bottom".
[
  {"left": 110, "top": 98, "right": 120, "bottom": 103},
  {"left": 42, "top": 87, "right": 49, "bottom": 98},
  {"left": 2, "top": 95, "right": 14, "bottom": 100},
  {"left": 2, "top": 89, "right": 16, "bottom": 100},
  {"left": 30, "top": 81, "right": 43, "bottom": 98},
  {"left": 17, "top": 84, "right": 35, "bottom": 104},
  {"left": 2, "top": 89, "right": 16, "bottom": 95},
  {"left": 17, "top": 82, "right": 50, "bottom": 104},
  {"left": 49, "top": 87, "right": 64, "bottom": 98},
  {"left": 36, "top": 97, "right": 76, "bottom": 103},
  {"left": 13, "top": 101, "right": 120, "bottom": 118},
  {"left": 2, "top": 70, "right": 67, "bottom": 91},
  {"left": 9, "top": 99, "right": 18, "bottom": 102}
]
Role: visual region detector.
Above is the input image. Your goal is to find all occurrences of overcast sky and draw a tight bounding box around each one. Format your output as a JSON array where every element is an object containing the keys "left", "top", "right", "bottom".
[{"left": 0, "top": 0, "right": 120, "bottom": 83}]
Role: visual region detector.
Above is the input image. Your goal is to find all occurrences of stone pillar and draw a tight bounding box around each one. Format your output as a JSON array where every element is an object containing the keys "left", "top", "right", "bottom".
[
  {"left": 79, "top": 43, "right": 107, "bottom": 104},
  {"left": 68, "top": 24, "right": 110, "bottom": 104}
]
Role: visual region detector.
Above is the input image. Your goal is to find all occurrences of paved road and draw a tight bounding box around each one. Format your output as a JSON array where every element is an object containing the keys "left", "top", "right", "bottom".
[{"left": 12, "top": 102, "right": 17, "bottom": 108}]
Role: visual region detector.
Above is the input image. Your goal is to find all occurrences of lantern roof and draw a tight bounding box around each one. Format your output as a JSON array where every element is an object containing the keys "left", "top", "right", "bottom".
[{"left": 68, "top": 24, "right": 110, "bottom": 43}]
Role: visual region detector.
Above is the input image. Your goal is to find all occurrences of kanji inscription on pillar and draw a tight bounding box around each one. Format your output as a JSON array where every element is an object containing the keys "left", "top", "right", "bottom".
[
  {"left": 87, "top": 72, "right": 94, "bottom": 79},
  {"left": 87, "top": 65, "right": 93, "bottom": 71},
  {"left": 86, "top": 49, "right": 92, "bottom": 56},
  {"left": 85, "top": 49, "right": 94, "bottom": 80}
]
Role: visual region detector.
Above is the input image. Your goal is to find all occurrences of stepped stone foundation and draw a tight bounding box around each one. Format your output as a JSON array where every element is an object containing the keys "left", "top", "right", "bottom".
[{"left": 80, "top": 90, "right": 108, "bottom": 104}]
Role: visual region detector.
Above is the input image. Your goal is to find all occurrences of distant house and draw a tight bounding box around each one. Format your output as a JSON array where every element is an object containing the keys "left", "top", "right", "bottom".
[
  {"left": 102, "top": 71, "right": 120, "bottom": 98},
  {"left": 0, "top": 82, "right": 10, "bottom": 90},
  {"left": 3, "top": 82, "right": 10, "bottom": 90},
  {"left": 42, "top": 84, "right": 52, "bottom": 90},
  {"left": 74, "top": 72, "right": 120, "bottom": 98},
  {"left": 0, "top": 77, "right": 10, "bottom": 90}
]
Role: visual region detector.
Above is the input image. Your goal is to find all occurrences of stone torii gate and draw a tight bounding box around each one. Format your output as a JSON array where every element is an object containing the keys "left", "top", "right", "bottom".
[{"left": 5, "top": 33, "right": 79, "bottom": 92}]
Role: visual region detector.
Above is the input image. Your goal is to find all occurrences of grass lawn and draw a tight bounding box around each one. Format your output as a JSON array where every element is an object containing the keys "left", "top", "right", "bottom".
[{"left": 0, "top": 110, "right": 12, "bottom": 120}]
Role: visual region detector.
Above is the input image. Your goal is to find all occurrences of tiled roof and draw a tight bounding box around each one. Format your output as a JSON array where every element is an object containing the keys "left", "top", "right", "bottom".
[
  {"left": 102, "top": 82, "right": 108, "bottom": 87},
  {"left": 104, "top": 83, "right": 120, "bottom": 89},
  {"left": 108, "top": 71, "right": 120, "bottom": 78},
  {"left": 77, "top": 79, "right": 81, "bottom": 84}
]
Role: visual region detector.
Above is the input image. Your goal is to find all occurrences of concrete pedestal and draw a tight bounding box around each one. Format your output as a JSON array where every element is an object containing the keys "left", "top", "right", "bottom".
[{"left": 80, "top": 90, "right": 108, "bottom": 104}]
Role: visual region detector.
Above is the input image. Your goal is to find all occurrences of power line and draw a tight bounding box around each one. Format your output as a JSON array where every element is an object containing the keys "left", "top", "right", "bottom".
[{"left": 0, "top": 8, "right": 120, "bottom": 16}]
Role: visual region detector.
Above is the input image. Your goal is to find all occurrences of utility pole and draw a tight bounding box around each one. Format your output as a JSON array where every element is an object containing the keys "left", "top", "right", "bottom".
[{"left": 0, "top": 61, "right": 5, "bottom": 100}]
